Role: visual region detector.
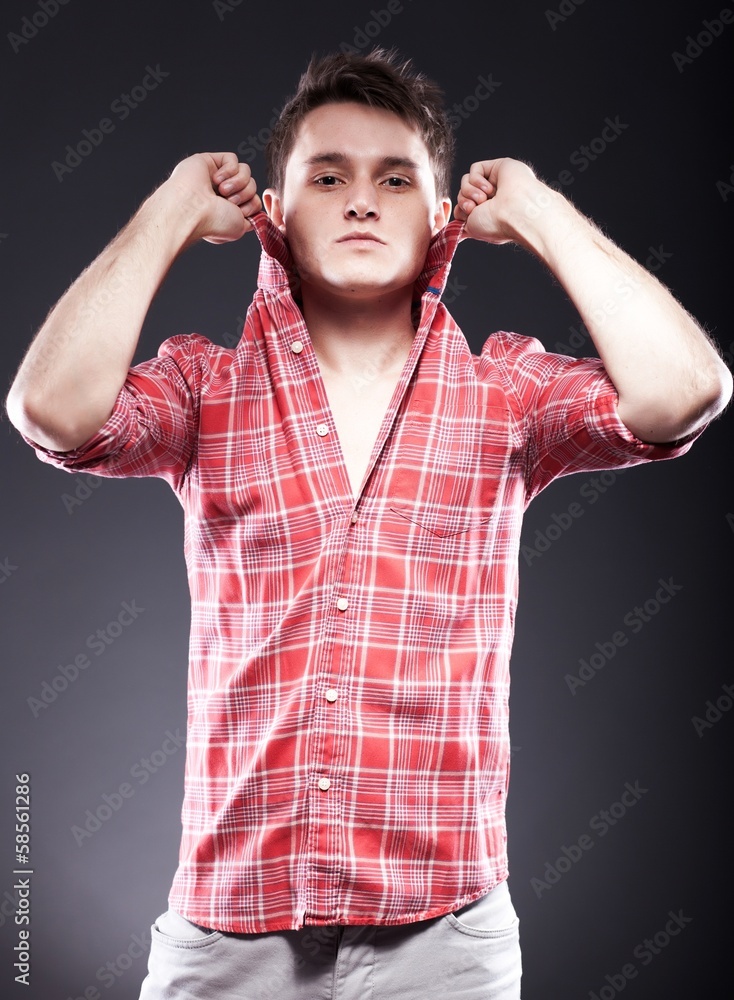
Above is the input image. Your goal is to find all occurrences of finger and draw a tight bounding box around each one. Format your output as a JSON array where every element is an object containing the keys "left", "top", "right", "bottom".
[
  {"left": 224, "top": 175, "right": 258, "bottom": 203},
  {"left": 469, "top": 162, "right": 493, "bottom": 185},
  {"left": 233, "top": 191, "right": 262, "bottom": 216},
  {"left": 460, "top": 185, "right": 487, "bottom": 205},
  {"left": 465, "top": 179, "right": 493, "bottom": 200},
  {"left": 219, "top": 164, "right": 255, "bottom": 195},
  {"left": 210, "top": 152, "right": 241, "bottom": 182},
  {"left": 241, "top": 196, "right": 263, "bottom": 230},
  {"left": 224, "top": 163, "right": 253, "bottom": 188},
  {"left": 469, "top": 158, "right": 499, "bottom": 181},
  {"left": 453, "top": 201, "right": 469, "bottom": 222},
  {"left": 458, "top": 171, "right": 491, "bottom": 205},
  {"left": 467, "top": 162, "right": 496, "bottom": 198},
  {"left": 457, "top": 184, "right": 486, "bottom": 209}
]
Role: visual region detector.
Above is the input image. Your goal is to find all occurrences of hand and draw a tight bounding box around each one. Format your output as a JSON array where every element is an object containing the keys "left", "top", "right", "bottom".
[
  {"left": 163, "top": 152, "right": 262, "bottom": 245},
  {"left": 454, "top": 157, "right": 546, "bottom": 245}
]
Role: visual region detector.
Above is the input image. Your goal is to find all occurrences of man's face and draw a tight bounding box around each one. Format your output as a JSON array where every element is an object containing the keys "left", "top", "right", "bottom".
[{"left": 263, "top": 102, "right": 452, "bottom": 304}]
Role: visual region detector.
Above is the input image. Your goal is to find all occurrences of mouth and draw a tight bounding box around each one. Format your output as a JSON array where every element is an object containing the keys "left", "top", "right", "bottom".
[{"left": 336, "top": 233, "right": 385, "bottom": 244}]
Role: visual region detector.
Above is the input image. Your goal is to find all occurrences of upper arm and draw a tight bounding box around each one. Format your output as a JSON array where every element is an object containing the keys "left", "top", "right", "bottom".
[
  {"left": 479, "top": 331, "right": 708, "bottom": 504},
  {"left": 19, "top": 334, "right": 204, "bottom": 491}
]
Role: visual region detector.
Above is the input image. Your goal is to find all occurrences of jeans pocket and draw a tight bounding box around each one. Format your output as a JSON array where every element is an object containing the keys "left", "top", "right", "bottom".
[
  {"left": 444, "top": 882, "right": 520, "bottom": 938},
  {"left": 152, "top": 909, "right": 224, "bottom": 949}
]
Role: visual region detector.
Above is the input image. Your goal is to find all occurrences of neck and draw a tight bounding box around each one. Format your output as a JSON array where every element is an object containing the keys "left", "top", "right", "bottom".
[{"left": 300, "top": 285, "right": 417, "bottom": 380}]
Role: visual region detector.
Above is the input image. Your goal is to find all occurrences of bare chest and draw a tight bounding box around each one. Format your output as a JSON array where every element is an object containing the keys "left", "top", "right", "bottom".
[{"left": 321, "top": 375, "right": 400, "bottom": 500}]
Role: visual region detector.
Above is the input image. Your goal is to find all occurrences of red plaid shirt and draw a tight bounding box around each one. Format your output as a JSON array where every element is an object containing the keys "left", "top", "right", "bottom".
[{"left": 24, "top": 212, "right": 703, "bottom": 932}]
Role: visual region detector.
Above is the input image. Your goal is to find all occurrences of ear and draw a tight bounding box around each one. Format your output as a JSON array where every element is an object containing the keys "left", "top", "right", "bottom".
[
  {"left": 262, "top": 189, "right": 286, "bottom": 233},
  {"left": 431, "top": 196, "right": 453, "bottom": 236}
]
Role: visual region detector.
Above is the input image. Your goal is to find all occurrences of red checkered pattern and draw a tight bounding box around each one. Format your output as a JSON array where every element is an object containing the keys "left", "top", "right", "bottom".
[{"left": 23, "top": 212, "right": 703, "bottom": 932}]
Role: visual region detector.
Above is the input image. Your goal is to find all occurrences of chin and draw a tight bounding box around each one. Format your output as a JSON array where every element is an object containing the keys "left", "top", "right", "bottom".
[{"left": 313, "top": 270, "right": 407, "bottom": 296}]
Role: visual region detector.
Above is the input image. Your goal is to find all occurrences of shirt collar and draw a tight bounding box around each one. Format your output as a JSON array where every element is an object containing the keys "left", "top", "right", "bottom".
[{"left": 246, "top": 210, "right": 466, "bottom": 302}]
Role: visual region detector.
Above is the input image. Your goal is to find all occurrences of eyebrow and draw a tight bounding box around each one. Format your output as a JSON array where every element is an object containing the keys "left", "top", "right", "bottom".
[{"left": 303, "top": 152, "right": 422, "bottom": 172}]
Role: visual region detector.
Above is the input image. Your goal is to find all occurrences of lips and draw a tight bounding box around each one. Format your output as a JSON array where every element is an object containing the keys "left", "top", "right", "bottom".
[{"left": 337, "top": 232, "right": 385, "bottom": 244}]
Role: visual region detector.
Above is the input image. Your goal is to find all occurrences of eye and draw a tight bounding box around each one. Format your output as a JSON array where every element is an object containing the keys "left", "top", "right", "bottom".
[
  {"left": 315, "top": 175, "right": 341, "bottom": 186},
  {"left": 384, "top": 176, "right": 409, "bottom": 188}
]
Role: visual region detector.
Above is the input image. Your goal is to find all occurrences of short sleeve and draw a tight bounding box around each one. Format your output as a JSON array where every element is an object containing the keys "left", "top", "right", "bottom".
[
  {"left": 20, "top": 333, "right": 207, "bottom": 491},
  {"left": 481, "top": 331, "right": 709, "bottom": 503}
]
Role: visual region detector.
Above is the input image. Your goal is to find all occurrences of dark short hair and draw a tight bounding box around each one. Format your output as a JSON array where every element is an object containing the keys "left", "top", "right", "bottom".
[{"left": 265, "top": 48, "right": 455, "bottom": 199}]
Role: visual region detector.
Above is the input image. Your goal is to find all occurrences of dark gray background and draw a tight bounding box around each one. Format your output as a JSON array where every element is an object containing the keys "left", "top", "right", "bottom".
[{"left": 1, "top": 0, "right": 731, "bottom": 996}]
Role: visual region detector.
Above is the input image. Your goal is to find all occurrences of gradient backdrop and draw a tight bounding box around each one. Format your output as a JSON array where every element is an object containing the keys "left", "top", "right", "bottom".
[{"left": 1, "top": 0, "right": 732, "bottom": 996}]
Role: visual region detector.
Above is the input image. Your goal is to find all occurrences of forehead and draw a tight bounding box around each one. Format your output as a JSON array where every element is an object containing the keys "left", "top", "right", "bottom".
[{"left": 286, "top": 101, "right": 431, "bottom": 172}]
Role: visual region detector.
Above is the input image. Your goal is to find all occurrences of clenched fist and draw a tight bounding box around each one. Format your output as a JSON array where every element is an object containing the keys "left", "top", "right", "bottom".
[
  {"left": 164, "top": 152, "right": 262, "bottom": 245},
  {"left": 454, "top": 157, "right": 549, "bottom": 246}
]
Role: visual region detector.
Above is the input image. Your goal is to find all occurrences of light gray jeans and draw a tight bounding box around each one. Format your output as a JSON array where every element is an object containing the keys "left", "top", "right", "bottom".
[{"left": 138, "top": 879, "right": 522, "bottom": 999}]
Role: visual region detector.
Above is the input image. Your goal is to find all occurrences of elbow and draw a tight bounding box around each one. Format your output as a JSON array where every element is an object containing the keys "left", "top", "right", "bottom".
[
  {"left": 686, "top": 358, "right": 734, "bottom": 432},
  {"left": 4, "top": 384, "right": 37, "bottom": 442},
  {"left": 706, "top": 359, "right": 734, "bottom": 420},
  {"left": 617, "top": 362, "right": 733, "bottom": 444},
  {"left": 5, "top": 387, "right": 96, "bottom": 452}
]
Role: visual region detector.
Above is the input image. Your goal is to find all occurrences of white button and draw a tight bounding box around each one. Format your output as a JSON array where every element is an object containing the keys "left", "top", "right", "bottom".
[
  {"left": 325, "top": 688, "right": 338, "bottom": 703},
  {"left": 318, "top": 777, "right": 331, "bottom": 791},
  {"left": 290, "top": 340, "right": 304, "bottom": 354},
  {"left": 336, "top": 597, "right": 349, "bottom": 611},
  {"left": 350, "top": 510, "right": 358, "bottom": 524},
  {"left": 316, "top": 424, "right": 329, "bottom": 437}
]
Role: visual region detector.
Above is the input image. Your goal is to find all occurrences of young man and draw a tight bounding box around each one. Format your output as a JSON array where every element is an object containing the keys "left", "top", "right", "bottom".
[{"left": 6, "top": 49, "right": 730, "bottom": 1000}]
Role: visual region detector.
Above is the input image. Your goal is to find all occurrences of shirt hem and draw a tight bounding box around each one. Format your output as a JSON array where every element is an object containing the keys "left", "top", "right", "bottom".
[{"left": 167, "top": 869, "right": 510, "bottom": 934}]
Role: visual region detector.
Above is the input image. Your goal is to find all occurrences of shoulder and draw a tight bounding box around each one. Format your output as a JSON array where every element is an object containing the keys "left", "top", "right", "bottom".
[{"left": 154, "top": 332, "right": 244, "bottom": 388}]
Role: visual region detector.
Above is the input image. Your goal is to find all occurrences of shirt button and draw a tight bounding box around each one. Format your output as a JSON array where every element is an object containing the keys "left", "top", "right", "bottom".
[
  {"left": 350, "top": 510, "right": 359, "bottom": 524},
  {"left": 316, "top": 423, "right": 329, "bottom": 437},
  {"left": 318, "top": 777, "right": 331, "bottom": 791},
  {"left": 325, "top": 688, "right": 338, "bottom": 703},
  {"left": 336, "top": 597, "right": 349, "bottom": 611},
  {"left": 290, "top": 340, "right": 304, "bottom": 354}
]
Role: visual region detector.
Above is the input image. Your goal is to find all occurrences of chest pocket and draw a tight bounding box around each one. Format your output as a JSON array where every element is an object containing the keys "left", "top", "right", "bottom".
[{"left": 389, "top": 397, "right": 511, "bottom": 538}]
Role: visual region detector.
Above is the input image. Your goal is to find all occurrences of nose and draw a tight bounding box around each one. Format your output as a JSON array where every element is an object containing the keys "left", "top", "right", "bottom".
[{"left": 345, "top": 179, "right": 379, "bottom": 220}]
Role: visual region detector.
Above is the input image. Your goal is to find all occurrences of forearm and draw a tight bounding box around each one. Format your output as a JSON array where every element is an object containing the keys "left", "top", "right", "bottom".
[
  {"left": 6, "top": 183, "right": 202, "bottom": 452},
  {"left": 512, "top": 188, "right": 732, "bottom": 442}
]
